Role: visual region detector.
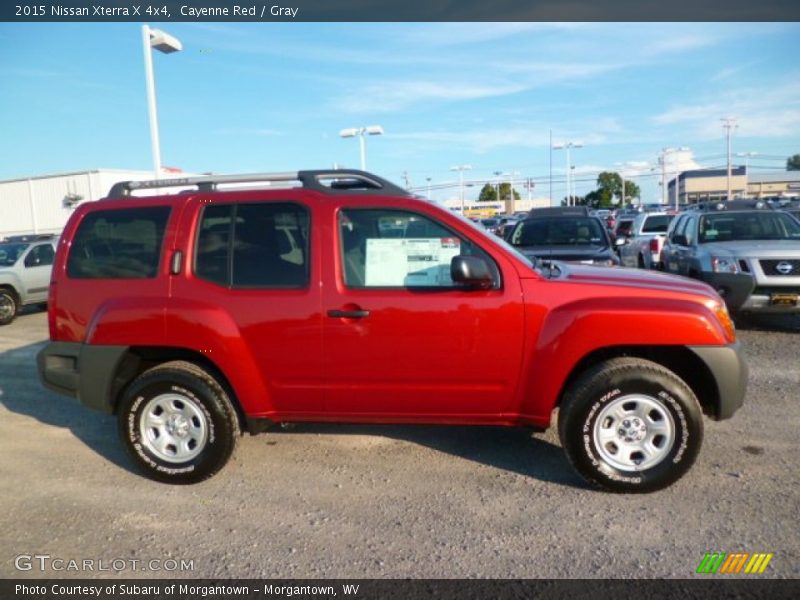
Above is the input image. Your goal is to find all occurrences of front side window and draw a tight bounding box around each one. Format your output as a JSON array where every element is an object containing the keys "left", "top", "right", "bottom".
[
  {"left": 195, "top": 202, "right": 309, "bottom": 288},
  {"left": 24, "top": 243, "right": 55, "bottom": 268},
  {"left": 67, "top": 207, "right": 171, "bottom": 279},
  {"left": 339, "top": 209, "right": 498, "bottom": 289}
]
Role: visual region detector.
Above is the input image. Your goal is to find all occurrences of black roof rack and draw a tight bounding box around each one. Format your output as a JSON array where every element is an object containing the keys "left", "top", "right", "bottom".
[
  {"left": 106, "top": 169, "right": 410, "bottom": 199},
  {"left": 689, "top": 199, "right": 772, "bottom": 212},
  {"left": 527, "top": 206, "right": 590, "bottom": 218},
  {"left": 2, "top": 233, "right": 58, "bottom": 243}
]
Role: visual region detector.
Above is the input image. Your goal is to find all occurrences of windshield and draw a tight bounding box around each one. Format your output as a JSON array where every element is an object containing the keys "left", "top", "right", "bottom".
[
  {"left": 511, "top": 217, "right": 607, "bottom": 247},
  {"left": 699, "top": 211, "right": 800, "bottom": 243},
  {"left": 0, "top": 243, "right": 29, "bottom": 266}
]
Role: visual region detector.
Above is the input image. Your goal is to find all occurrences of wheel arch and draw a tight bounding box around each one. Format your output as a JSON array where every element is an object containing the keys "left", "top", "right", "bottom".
[
  {"left": 556, "top": 345, "right": 720, "bottom": 419},
  {"left": 110, "top": 346, "right": 248, "bottom": 431},
  {"left": 0, "top": 283, "right": 21, "bottom": 306}
]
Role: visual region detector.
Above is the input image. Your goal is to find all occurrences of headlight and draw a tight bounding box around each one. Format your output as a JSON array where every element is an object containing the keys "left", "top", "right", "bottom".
[
  {"left": 710, "top": 301, "right": 736, "bottom": 343},
  {"left": 711, "top": 256, "right": 739, "bottom": 274},
  {"left": 579, "top": 258, "right": 616, "bottom": 266}
]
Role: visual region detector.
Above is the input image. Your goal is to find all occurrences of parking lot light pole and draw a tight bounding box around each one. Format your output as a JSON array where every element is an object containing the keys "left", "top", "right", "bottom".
[
  {"left": 339, "top": 125, "right": 384, "bottom": 170},
  {"left": 450, "top": 165, "right": 472, "bottom": 214},
  {"left": 553, "top": 141, "right": 583, "bottom": 206},
  {"left": 142, "top": 25, "right": 182, "bottom": 179},
  {"left": 737, "top": 152, "right": 757, "bottom": 198}
]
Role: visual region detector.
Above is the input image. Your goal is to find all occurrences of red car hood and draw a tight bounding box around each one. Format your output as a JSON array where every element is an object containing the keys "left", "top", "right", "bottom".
[{"left": 559, "top": 265, "right": 719, "bottom": 301}]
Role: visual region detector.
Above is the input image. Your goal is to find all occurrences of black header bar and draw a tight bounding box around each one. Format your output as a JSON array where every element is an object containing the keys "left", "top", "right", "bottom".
[{"left": 3, "top": 0, "right": 800, "bottom": 22}]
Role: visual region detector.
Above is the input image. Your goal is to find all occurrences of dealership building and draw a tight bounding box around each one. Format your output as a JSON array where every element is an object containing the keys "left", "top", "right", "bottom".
[
  {"left": 668, "top": 168, "right": 800, "bottom": 204},
  {"left": 0, "top": 169, "right": 192, "bottom": 238}
]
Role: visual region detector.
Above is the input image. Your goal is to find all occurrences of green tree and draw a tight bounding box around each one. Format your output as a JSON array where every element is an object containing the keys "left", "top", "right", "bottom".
[
  {"left": 595, "top": 171, "right": 640, "bottom": 204},
  {"left": 622, "top": 180, "right": 641, "bottom": 203},
  {"left": 497, "top": 182, "right": 521, "bottom": 202},
  {"left": 787, "top": 154, "right": 800, "bottom": 170},
  {"left": 478, "top": 183, "right": 497, "bottom": 202}
]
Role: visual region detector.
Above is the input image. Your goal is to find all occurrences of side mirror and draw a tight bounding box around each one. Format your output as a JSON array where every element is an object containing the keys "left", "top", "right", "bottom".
[
  {"left": 673, "top": 234, "right": 689, "bottom": 246},
  {"left": 615, "top": 237, "right": 628, "bottom": 247},
  {"left": 451, "top": 255, "right": 495, "bottom": 289}
]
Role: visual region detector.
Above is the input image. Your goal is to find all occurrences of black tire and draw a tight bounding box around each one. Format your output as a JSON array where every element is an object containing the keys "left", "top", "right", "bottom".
[
  {"left": 637, "top": 255, "right": 646, "bottom": 269},
  {"left": 0, "top": 289, "right": 19, "bottom": 326},
  {"left": 558, "top": 357, "right": 703, "bottom": 493},
  {"left": 118, "top": 361, "right": 239, "bottom": 484}
]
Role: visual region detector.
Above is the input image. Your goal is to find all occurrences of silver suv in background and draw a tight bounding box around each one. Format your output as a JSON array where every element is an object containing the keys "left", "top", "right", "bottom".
[
  {"left": 618, "top": 211, "right": 676, "bottom": 269},
  {"left": 661, "top": 202, "right": 800, "bottom": 313},
  {"left": 0, "top": 234, "right": 58, "bottom": 325}
]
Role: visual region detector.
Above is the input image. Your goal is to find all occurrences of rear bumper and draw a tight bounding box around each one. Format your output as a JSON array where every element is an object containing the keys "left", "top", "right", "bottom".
[
  {"left": 37, "top": 342, "right": 129, "bottom": 414},
  {"left": 687, "top": 342, "right": 748, "bottom": 421},
  {"left": 698, "top": 272, "right": 755, "bottom": 312}
]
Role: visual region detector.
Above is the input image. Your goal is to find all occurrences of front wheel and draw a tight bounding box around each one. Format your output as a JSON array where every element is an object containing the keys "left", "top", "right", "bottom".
[
  {"left": 118, "top": 361, "right": 240, "bottom": 484},
  {"left": 0, "top": 289, "right": 18, "bottom": 326},
  {"left": 558, "top": 357, "right": 703, "bottom": 493}
]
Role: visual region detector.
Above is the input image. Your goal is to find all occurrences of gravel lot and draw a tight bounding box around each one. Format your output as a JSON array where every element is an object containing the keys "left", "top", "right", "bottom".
[{"left": 1, "top": 308, "right": 798, "bottom": 579}]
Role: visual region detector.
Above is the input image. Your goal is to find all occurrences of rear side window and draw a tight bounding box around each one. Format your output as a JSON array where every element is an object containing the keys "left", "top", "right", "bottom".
[
  {"left": 67, "top": 207, "right": 171, "bottom": 279},
  {"left": 195, "top": 202, "right": 309, "bottom": 288},
  {"left": 641, "top": 215, "right": 674, "bottom": 233}
]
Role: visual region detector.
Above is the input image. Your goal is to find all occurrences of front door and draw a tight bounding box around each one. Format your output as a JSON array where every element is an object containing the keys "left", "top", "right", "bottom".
[
  {"left": 321, "top": 205, "right": 525, "bottom": 419},
  {"left": 23, "top": 242, "right": 56, "bottom": 302}
]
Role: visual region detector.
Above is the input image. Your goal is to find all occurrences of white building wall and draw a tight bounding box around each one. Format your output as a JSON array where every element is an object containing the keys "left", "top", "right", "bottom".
[{"left": 0, "top": 169, "right": 189, "bottom": 237}]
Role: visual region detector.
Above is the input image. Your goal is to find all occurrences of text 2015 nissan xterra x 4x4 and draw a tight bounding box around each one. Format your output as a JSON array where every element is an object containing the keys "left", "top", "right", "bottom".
[{"left": 38, "top": 170, "right": 747, "bottom": 492}]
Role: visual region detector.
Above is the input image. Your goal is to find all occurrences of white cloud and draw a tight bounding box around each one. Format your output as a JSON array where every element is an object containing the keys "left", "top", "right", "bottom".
[
  {"left": 214, "top": 127, "right": 282, "bottom": 136},
  {"left": 333, "top": 80, "right": 531, "bottom": 114},
  {"left": 652, "top": 79, "right": 800, "bottom": 140}
]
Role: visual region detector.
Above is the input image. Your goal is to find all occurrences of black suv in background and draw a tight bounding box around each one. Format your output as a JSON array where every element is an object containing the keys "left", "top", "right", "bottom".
[{"left": 506, "top": 206, "right": 619, "bottom": 267}]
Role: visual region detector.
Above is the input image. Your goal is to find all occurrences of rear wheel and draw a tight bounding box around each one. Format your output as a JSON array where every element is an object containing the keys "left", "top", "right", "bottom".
[
  {"left": 0, "top": 289, "right": 18, "bottom": 326},
  {"left": 118, "top": 361, "right": 239, "bottom": 484},
  {"left": 558, "top": 357, "right": 703, "bottom": 493}
]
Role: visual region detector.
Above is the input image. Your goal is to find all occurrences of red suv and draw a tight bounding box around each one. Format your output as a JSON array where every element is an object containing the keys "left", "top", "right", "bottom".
[{"left": 38, "top": 170, "right": 747, "bottom": 492}]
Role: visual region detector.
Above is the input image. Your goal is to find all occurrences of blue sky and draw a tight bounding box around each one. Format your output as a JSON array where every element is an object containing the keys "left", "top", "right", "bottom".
[{"left": 1, "top": 22, "right": 799, "bottom": 202}]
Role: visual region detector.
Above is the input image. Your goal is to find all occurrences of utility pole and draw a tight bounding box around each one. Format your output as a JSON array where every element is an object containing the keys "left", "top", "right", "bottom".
[
  {"left": 450, "top": 165, "right": 472, "bottom": 214},
  {"left": 548, "top": 130, "right": 553, "bottom": 207},
  {"left": 722, "top": 117, "right": 738, "bottom": 201},
  {"left": 737, "top": 151, "right": 756, "bottom": 199}
]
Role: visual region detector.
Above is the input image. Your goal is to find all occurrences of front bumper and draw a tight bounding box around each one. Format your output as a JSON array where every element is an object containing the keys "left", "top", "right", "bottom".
[
  {"left": 37, "top": 341, "right": 130, "bottom": 414},
  {"left": 687, "top": 342, "right": 748, "bottom": 421},
  {"left": 698, "top": 272, "right": 755, "bottom": 312},
  {"left": 739, "top": 292, "right": 800, "bottom": 313}
]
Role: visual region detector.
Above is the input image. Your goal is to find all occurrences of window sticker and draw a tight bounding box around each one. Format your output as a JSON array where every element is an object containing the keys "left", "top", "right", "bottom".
[{"left": 364, "top": 237, "right": 461, "bottom": 287}]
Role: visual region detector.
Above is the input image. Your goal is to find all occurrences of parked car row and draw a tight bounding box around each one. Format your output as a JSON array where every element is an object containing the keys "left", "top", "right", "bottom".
[{"left": 500, "top": 200, "right": 800, "bottom": 316}]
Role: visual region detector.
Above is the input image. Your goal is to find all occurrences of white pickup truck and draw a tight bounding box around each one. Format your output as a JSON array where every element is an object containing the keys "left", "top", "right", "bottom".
[
  {"left": 0, "top": 235, "right": 58, "bottom": 325},
  {"left": 617, "top": 212, "right": 676, "bottom": 269}
]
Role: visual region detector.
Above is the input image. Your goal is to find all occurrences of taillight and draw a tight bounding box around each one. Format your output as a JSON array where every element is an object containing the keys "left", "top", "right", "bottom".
[
  {"left": 47, "top": 280, "right": 57, "bottom": 340},
  {"left": 649, "top": 238, "right": 659, "bottom": 252}
]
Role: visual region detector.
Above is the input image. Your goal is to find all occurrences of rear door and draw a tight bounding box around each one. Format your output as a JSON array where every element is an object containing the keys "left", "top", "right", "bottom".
[
  {"left": 320, "top": 200, "right": 526, "bottom": 419},
  {"left": 170, "top": 195, "right": 324, "bottom": 416}
]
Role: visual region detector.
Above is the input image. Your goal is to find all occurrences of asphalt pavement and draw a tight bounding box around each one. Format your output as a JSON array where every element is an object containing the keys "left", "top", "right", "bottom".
[{"left": 1, "top": 307, "right": 798, "bottom": 579}]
